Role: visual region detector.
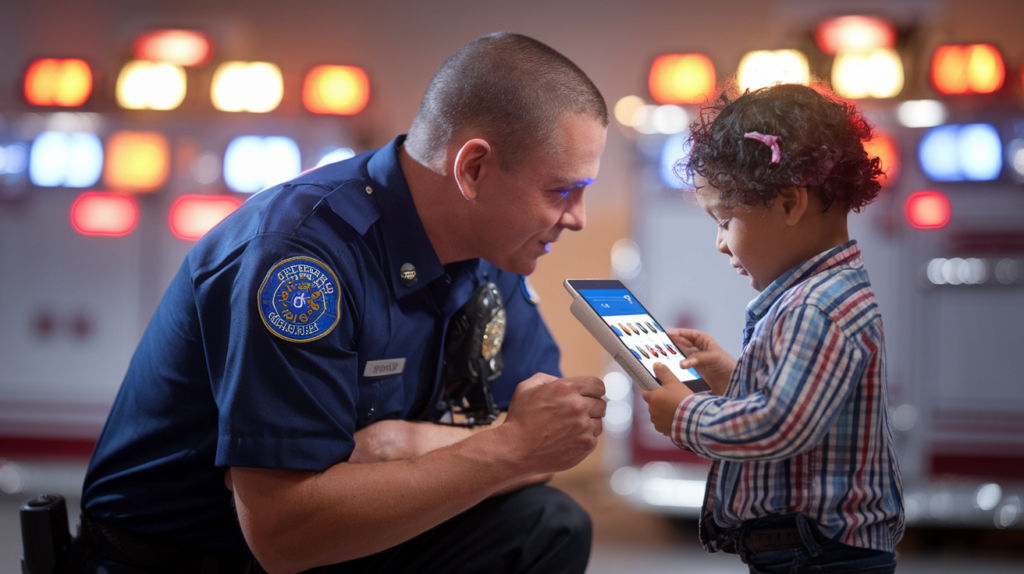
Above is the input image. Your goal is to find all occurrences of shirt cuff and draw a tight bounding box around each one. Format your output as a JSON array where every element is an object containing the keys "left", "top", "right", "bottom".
[{"left": 671, "top": 390, "right": 714, "bottom": 456}]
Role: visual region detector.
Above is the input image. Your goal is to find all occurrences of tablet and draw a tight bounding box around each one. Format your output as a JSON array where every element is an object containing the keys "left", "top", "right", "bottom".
[{"left": 564, "top": 279, "right": 709, "bottom": 393}]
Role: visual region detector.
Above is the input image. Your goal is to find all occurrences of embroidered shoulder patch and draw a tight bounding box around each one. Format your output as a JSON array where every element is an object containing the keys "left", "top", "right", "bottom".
[
  {"left": 258, "top": 256, "right": 340, "bottom": 342},
  {"left": 520, "top": 276, "right": 540, "bottom": 306}
]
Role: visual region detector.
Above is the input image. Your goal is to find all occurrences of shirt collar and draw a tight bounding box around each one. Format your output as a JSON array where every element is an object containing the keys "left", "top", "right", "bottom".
[
  {"left": 745, "top": 240, "right": 863, "bottom": 327},
  {"left": 366, "top": 135, "right": 446, "bottom": 299}
]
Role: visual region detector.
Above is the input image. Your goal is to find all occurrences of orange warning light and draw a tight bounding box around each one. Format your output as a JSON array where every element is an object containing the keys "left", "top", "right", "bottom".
[
  {"left": 863, "top": 133, "right": 900, "bottom": 186},
  {"left": 931, "top": 44, "right": 1005, "bottom": 95},
  {"left": 303, "top": 65, "right": 370, "bottom": 115},
  {"left": 905, "top": 191, "right": 950, "bottom": 229},
  {"left": 132, "top": 30, "right": 213, "bottom": 67},
  {"left": 648, "top": 54, "right": 716, "bottom": 105},
  {"left": 104, "top": 131, "right": 170, "bottom": 192},
  {"left": 71, "top": 192, "right": 138, "bottom": 236},
  {"left": 169, "top": 194, "right": 242, "bottom": 241},
  {"left": 24, "top": 59, "right": 93, "bottom": 107}
]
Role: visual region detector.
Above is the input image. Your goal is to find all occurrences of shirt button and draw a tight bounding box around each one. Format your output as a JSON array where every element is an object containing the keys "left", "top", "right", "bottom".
[
  {"left": 400, "top": 263, "right": 417, "bottom": 283},
  {"left": 365, "top": 186, "right": 373, "bottom": 194}
]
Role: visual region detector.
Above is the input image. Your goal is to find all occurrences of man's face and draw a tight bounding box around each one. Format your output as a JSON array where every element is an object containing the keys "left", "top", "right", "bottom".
[
  {"left": 473, "top": 114, "right": 607, "bottom": 275},
  {"left": 694, "top": 177, "right": 793, "bottom": 292}
]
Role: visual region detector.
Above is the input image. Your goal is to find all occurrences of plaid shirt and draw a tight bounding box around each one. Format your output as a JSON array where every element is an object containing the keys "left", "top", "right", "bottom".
[{"left": 672, "top": 241, "right": 904, "bottom": 552}]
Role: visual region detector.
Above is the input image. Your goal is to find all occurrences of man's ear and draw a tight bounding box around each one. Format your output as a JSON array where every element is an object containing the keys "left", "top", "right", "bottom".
[
  {"left": 778, "top": 186, "right": 808, "bottom": 226},
  {"left": 453, "top": 139, "right": 492, "bottom": 201}
]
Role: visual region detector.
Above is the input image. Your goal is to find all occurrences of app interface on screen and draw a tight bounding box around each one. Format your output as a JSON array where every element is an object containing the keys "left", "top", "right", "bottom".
[{"left": 579, "top": 288, "right": 699, "bottom": 383}]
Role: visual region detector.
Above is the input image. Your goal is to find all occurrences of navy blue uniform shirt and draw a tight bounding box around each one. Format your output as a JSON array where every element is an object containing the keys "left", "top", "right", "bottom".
[{"left": 82, "top": 136, "right": 562, "bottom": 555}]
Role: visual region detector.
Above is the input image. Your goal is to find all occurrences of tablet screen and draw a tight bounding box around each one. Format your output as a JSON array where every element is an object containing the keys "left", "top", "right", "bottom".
[{"left": 577, "top": 288, "right": 699, "bottom": 383}]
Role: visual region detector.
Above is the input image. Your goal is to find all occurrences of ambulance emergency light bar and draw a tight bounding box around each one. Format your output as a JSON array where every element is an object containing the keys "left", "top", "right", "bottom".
[
  {"left": 169, "top": 194, "right": 242, "bottom": 241},
  {"left": 24, "top": 59, "right": 92, "bottom": 107},
  {"left": 648, "top": 54, "right": 716, "bottom": 105},
  {"left": 931, "top": 44, "right": 1005, "bottom": 95},
  {"left": 918, "top": 124, "right": 1002, "bottom": 182},
  {"left": 815, "top": 16, "right": 896, "bottom": 55},
  {"left": 29, "top": 131, "right": 103, "bottom": 188},
  {"left": 831, "top": 49, "right": 903, "bottom": 99},
  {"left": 223, "top": 135, "right": 301, "bottom": 193},
  {"left": 71, "top": 192, "right": 138, "bottom": 237},
  {"left": 303, "top": 66, "right": 370, "bottom": 115},
  {"left": 116, "top": 61, "right": 187, "bottom": 110},
  {"left": 132, "top": 30, "right": 213, "bottom": 67},
  {"left": 736, "top": 50, "right": 810, "bottom": 92},
  {"left": 863, "top": 133, "right": 899, "bottom": 186},
  {"left": 905, "top": 191, "right": 950, "bottom": 230}
]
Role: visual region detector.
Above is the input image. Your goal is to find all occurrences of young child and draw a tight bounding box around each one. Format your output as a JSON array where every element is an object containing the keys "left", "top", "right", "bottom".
[{"left": 642, "top": 82, "right": 904, "bottom": 574}]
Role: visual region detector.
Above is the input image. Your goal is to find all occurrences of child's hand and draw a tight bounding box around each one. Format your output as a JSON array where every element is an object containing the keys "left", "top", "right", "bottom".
[
  {"left": 665, "top": 328, "right": 737, "bottom": 395},
  {"left": 642, "top": 363, "right": 695, "bottom": 436}
]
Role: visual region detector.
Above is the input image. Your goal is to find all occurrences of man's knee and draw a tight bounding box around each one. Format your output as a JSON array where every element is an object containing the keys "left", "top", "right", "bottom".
[{"left": 496, "top": 485, "right": 592, "bottom": 573}]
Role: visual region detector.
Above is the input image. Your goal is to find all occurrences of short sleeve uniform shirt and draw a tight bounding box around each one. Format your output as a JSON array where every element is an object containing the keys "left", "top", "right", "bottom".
[{"left": 81, "top": 136, "right": 561, "bottom": 556}]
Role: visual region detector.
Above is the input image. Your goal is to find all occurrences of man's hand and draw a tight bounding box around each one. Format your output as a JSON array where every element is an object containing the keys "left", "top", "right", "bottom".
[
  {"left": 666, "top": 328, "right": 737, "bottom": 395},
  {"left": 498, "top": 373, "right": 606, "bottom": 475},
  {"left": 642, "top": 363, "right": 695, "bottom": 437}
]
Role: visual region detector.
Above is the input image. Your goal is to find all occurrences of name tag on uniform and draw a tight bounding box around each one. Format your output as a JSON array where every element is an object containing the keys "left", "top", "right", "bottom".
[{"left": 363, "top": 358, "right": 406, "bottom": 378}]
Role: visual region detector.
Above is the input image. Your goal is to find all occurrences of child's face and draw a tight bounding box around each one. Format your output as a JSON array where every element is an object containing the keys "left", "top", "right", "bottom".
[{"left": 694, "top": 177, "right": 798, "bottom": 292}]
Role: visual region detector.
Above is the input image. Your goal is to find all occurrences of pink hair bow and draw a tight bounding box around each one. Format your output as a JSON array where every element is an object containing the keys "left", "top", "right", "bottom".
[{"left": 744, "top": 132, "right": 781, "bottom": 164}]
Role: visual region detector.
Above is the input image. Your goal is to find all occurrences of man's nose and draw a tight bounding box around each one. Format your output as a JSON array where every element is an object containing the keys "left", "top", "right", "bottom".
[{"left": 560, "top": 190, "right": 586, "bottom": 231}]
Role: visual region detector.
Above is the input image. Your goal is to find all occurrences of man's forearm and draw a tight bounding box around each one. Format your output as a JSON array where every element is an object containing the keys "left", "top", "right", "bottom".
[{"left": 233, "top": 425, "right": 528, "bottom": 574}]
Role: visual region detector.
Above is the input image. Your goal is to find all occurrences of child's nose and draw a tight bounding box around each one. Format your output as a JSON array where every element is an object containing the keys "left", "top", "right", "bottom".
[{"left": 716, "top": 228, "right": 730, "bottom": 254}]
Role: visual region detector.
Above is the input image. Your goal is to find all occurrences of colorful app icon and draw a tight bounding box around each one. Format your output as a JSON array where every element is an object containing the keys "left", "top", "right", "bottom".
[
  {"left": 646, "top": 321, "right": 658, "bottom": 333},
  {"left": 635, "top": 322, "right": 649, "bottom": 334},
  {"left": 618, "top": 323, "right": 632, "bottom": 335},
  {"left": 665, "top": 344, "right": 678, "bottom": 355},
  {"left": 647, "top": 345, "right": 658, "bottom": 357},
  {"left": 636, "top": 346, "right": 650, "bottom": 359},
  {"left": 611, "top": 324, "right": 623, "bottom": 337}
]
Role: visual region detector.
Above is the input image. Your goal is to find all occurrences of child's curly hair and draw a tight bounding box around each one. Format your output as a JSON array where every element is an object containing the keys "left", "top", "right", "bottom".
[{"left": 683, "top": 82, "right": 883, "bottom": 213}]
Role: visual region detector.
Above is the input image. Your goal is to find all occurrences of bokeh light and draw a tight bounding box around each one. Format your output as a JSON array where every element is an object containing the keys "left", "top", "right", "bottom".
[
  {"left": 211, "top": 62, "right": 283, "bottom": 113},
  {"left": 737, "top": 50, "right": 809, "bottom": 92},
  {"left": 70, "top": 192, "right": 138, "bottom": 236},
  {"left": 104, "top": 131, "right": 170, "bottom": 192},
  {"left": 24, "top": 59, "right": 92, "bottom": 107},
  {"left": 648, "top": 54, "right": 716, "bottom": 105},
  {"left": 303, "top": 65, "right": 370, "bottom": 115}
]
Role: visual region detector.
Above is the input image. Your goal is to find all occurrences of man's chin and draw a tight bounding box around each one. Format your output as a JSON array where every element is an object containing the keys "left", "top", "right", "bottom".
[{"left": 485, "top": 254, "right": 538, "bottom": 276}]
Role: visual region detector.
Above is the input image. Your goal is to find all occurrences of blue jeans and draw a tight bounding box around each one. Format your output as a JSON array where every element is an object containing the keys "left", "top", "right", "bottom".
[{"left": 736, "top": 514, "right": 896, "bottom": 574}]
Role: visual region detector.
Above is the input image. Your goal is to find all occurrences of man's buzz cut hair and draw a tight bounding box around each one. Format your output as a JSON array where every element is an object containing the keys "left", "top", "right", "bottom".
[{"left": 405, "top": 32, "right": 608, "bottom": 172}]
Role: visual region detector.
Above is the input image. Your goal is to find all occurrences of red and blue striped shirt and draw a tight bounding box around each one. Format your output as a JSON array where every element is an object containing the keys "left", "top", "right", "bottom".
[{"left": 672, "top": 241, "right": 905, "bottom": 552}]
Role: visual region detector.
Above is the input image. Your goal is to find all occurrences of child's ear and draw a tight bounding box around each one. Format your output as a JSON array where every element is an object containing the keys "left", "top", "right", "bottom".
[{"left": 778, "top": 186, "right": 808, "bottom": 227}]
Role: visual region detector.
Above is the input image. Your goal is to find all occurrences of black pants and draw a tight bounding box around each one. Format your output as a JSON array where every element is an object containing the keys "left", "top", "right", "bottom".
[{"left": 75, "top": 485, "right": 592, "bottom": 574}]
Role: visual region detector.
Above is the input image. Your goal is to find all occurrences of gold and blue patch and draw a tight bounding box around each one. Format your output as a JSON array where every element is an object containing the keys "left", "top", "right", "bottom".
[
  {"left": 519, "top": 276, "right": 540, "bottom": 306},
  {"left": 258, "top": 256, "right": 340, "bottom": 342}
]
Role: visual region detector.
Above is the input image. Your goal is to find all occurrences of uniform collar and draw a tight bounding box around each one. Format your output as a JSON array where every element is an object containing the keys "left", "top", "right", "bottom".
[
  {"left": 366, "top": 135, "right": 446, "bottom": 299},
  {"left": 743, "top": 240, "right": 862, "bottom": 340}
]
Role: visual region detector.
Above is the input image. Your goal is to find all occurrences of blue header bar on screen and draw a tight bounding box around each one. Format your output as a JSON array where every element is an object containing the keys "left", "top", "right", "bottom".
[{"left": 579, "top": 289, "right": 643, "bottom": 317}]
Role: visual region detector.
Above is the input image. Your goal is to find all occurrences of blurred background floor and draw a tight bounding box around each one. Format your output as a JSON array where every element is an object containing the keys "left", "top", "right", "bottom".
[{"left": 3, "top": 464, "right": 1024, "bottom": 573}]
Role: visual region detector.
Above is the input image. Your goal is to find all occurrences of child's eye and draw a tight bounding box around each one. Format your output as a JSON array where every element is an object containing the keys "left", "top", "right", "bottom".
[{"left": 717, "top": 218, "right": 731, "bottom": 229}]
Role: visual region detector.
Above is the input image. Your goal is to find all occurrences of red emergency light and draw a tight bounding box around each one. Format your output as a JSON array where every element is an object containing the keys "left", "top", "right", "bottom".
[
  {"left": 169, "top": 194, "right": 242, "bottom": 241},
  {"left": 70, "top": 192, "right": 138, "bottom": 237},
  {"left": 931, "top": 44, "right": 1005, "bottom": 95},
  {"left": 132, "top": 30, "right": 213, "bottom": 67},
  {"left": 24, "top": 58, "right": 93, "bottom": 107},
  {"left": 905, "top": 191, "right": 950, "bottom": 229},
  {"left": 815, "top": 16, "right": 896, "bottom": 55},
  {"left": 303, "top": 65, "right": 370, "bottom": 115},
  {"left": 863, "top": 133, "right": 900, "bottom": 186},
  {"left": 648, "top": 54, "right": 716, "bottom": 105}
]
